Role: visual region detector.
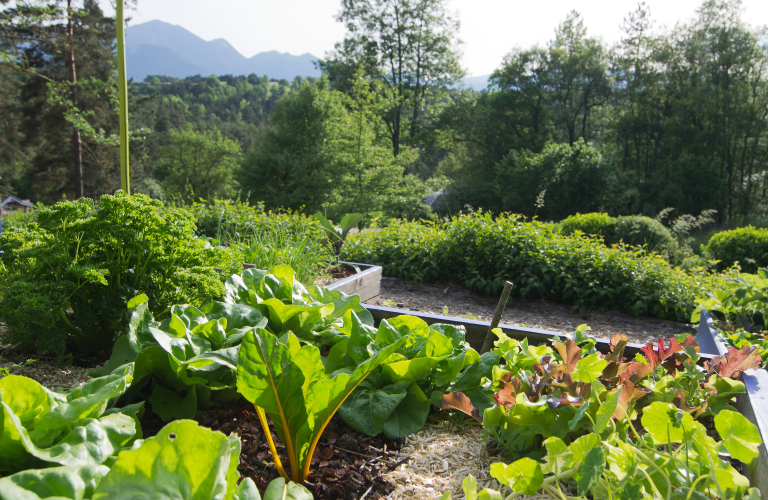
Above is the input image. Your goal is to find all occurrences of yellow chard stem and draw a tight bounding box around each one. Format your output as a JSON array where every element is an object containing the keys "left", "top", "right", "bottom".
[{"left": 255, "top": 406, "right": 288, "bottom": 480}]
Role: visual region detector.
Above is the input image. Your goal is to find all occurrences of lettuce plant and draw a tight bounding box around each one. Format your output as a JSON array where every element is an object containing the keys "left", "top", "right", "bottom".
[
  {"left": 0, "top": 419, "right": 312, "bottom": 500},
  {"left": 448, "top": 403, "right": 761, "bottom": 499},
  {"left": 0, "top": 365, "right": 140, "bottom": 475},
  {"left": 237, "top": 328, "right": 407, "bottom": 484},
  {"left": 331, "top": 314, "right": 493, "bottom": 438}
]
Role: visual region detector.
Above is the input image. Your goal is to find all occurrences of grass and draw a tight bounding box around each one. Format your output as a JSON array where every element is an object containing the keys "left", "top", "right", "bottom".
[{"left": 229, "top": 220, "right": 334, "bottom": 285}]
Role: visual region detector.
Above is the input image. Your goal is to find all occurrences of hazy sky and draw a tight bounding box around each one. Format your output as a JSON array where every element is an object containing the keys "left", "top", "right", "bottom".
[{"left": 105, "top": 0, "right": 768, "bottom": 76}]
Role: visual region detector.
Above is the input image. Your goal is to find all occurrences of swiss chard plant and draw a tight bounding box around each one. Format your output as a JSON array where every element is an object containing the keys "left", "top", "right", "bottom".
[
  {"left": 315, "top": 212, "right": 363, "bottom": 259},
  {"left": 0, "top": 192, "right": 242, "bottom": 357},
  {"left": 237, "top": 328, "right": 407, "bottom": 484},
  {"left": 97, "top": 264, "right": 373, "bottom": 422},
  {"left": 0, "top": 419, "right": 312, "bottom": 500},
  {"left": 0, "top": 365, "right": 140, "bottom": 476}
]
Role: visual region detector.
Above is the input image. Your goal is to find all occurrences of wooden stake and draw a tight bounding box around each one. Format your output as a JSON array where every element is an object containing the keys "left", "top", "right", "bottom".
[
  {"left": 116, "top": 0, "right": 130, "bottom": 194},
  {"left": 480, "top": 281, "right": 514, "bottom": 354}
]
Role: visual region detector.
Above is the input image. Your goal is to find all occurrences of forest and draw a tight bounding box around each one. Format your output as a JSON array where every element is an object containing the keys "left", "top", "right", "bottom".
[{"left": 1, "top": 0, "right": 767, "bottom": 225}]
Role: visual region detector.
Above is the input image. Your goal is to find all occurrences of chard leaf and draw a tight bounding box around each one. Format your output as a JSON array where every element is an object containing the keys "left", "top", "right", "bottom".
[
  {"left": 199, "top": 302, "right": 267, "bottom": 332},
  {"left": 715, "top": 410, "right": 761, "bottom": 466},
  {"left": 91, "top": 420, "right": 240, "bottom": 500},
  {"left": 262, "top": 477, "right": 313, "bottom": 500},
  {"left": 0, "top": 465, "right": 109, "bottom": 500},
  {"left": 237, "top": 329, "right": 407, "bottom": 483}
]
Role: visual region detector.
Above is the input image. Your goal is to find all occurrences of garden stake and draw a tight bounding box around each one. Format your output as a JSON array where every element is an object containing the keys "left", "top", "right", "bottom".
[{"left": 480, "top": 281, "right": 514, "bottom": 354}]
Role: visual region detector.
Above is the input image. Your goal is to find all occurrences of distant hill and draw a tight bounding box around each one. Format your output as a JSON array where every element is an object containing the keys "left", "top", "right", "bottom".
[
  {"left": 462, "top": 75, "right": 491, "bottom": 91},
  {"left": 125, "top": 20, "right": 321, "bottom": 81}
]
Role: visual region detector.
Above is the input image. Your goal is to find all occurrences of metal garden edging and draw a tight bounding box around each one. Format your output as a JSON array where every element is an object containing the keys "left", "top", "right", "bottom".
[{"left": 695, "top": 310, "right": 768, "bottom": 493}]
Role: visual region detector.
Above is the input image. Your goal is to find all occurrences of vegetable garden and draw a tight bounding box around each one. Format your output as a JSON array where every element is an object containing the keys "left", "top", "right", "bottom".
[{"left": 1, "top": 196, "right": 767, "bottom": 499}]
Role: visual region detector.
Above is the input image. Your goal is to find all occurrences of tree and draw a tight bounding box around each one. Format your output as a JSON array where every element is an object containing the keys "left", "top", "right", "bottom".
[
  {"left": 154, "top": 127, "right": 241, "bottom": 201},
  {"left": 1, "top": 0, "right": 121, "bottom": 201},
  {"left": 321, "top": 0, "right": 463, "bottom": 156},
  {"left": 239, "top": 79, "right": 347, "bottom": 212}
]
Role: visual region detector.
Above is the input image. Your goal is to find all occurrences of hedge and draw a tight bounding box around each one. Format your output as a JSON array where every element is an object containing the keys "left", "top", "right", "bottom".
[{"left": 343, "top": 212, "right": 722, "bottom": 322}]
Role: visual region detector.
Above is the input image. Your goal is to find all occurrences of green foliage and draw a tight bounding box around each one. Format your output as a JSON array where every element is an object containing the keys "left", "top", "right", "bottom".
[
  {"left": 343, "top": 212, "right": 722, "bottom": 321},
  {"left": 238, "top": 79, "right": 347, "bottom": 212},
  {"left": 334, "top": 316, "right": 482, "bottom": 438},
  {"left": 494, "top": 140, "right": 618, "bottom": 220},
  {"left": 693, "top": 269, "right": 768, "bottom": 368},
  {"left": 0, "top": 192, "right": 242, "bottom": 356},
  {"left": 0, "top": 366, "right": 139, "bottom": 475},
  {"left": 315, "top": 212, "right": 363, "bottom": 258},
  {"left": 447, "top": 328, "right": 762, "bottom": 499},
  {"left": 559, "top": 212, "right": 614, "bottom": 239},
  {"left": 97, "top": 265, "right": 373, "bottom": 422},
  {"left": 0, "top": 419, "right": 309, "bottom": 500},
  {"left": 237, "top": 327, "right": 407, "bottom": 484},
  {"left": 154, "top": 127, "right": 241, "bottom": 201},
  {"left": 706, "top": 226, "right": 768, "bottom": 274}
]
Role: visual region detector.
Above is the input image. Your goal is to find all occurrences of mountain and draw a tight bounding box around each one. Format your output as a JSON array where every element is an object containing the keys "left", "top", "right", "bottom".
[
  {"left": 461, "top": 75, "right": 491, "bottom": 91},
  {"left": 125, "top": 20, "right": 321, "bottom": 81}
]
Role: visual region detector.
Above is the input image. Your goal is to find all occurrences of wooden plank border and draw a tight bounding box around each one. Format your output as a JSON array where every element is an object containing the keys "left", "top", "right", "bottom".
[{"left": 326, "top": 261, "right": 382, "bottom": 303}]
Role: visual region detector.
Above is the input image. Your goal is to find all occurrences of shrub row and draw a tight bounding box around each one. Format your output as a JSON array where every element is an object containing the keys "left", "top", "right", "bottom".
[
  {"left": 705, "top": 226, "right": 768, "bottom": 274},
  {"left": 343, "top": 212, "right": 722, "bottom": 322}
]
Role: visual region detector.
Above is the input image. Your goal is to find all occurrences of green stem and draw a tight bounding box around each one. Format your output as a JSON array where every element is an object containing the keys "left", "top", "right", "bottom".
[{"left": 634, "top": 448, "right": 672, "bottom": 500}]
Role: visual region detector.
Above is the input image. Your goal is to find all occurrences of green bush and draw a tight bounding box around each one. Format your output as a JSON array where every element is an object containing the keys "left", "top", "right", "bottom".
[
  {"left": 0, "top": 192, "right": 242, "bottom": 356},
  {"left": 611, "top": 215, "right": 676, "bottom": 251},
  {"left": 706, "top": 226, "right": 768, "bottom": 273},
  {"left": 559, "top": 213, "right": 614, "bottom": 239},
  {"left": 343, "top": 212, "right": 722, "bottom": 322}
]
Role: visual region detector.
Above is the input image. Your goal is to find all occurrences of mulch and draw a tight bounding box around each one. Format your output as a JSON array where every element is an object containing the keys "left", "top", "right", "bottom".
[{"left": 140, "top": 404, "right": 405, "bottom": 499}]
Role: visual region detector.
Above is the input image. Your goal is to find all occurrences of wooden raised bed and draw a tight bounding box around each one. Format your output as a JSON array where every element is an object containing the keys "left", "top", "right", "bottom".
[
  {"left": 240, "top": 260, "right": 382, "bottom": 303},
  {"left": 695, "top": 311, "right": 768, "bottom": 493}
]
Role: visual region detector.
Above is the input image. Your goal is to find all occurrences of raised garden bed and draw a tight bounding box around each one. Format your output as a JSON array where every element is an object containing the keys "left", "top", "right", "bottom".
[{"left": 696, "top": 310, "right": 768, "bottom": 494}]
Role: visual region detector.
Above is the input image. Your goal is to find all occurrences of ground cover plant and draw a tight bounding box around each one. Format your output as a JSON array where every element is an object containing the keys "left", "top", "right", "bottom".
[
  {"left": 0, "top": 192, "right": 242, "bottom": 357},
  {"left": 442, "top": 327, "right": 763, "bottom": 499},
  {"left": 343, "top": 211, "right": 724, "bottom": 322}
]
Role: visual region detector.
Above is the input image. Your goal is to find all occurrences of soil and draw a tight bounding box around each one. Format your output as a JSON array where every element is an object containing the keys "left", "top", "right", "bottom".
[
  {"left": 140, "top": 404, "right": 405, "bottom": 500},
  {"left": 366, "top": 277, "right": 696, "bottom": 345}
]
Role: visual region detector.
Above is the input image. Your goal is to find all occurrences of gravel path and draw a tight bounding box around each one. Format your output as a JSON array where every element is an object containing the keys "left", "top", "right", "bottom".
[{"left": 366, "top": 277, "right": 695, "bottom": 345}]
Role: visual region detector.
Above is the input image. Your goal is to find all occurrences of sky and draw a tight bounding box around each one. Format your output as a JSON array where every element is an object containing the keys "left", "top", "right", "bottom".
[{"left": 103, "top": 0, "right": 768, "bottom": 77}]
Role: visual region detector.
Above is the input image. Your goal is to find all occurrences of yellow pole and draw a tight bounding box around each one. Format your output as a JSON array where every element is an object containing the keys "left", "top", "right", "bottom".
[{"left": 116, "top": 0, "right": 130, "bottom": 194}]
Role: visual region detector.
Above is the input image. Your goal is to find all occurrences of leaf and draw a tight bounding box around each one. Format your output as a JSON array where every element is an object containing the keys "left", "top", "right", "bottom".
[
  {"left": 91, "top": 420, "right": 241, "bottom": 500},
  {"left": 491, "top": 458, "right": 544, "bottom": 496},
  {"left": 339, "top": 380, "right": 407, "bottom": 437},
  {"left": 234, "top": 478, "right": 262, "bottom": 500},
  {"left": 619, "top": 483, "right": 645, "bottom": 500},
  {"left": 641, "top": 338, "right": 684, "bottom": 370},
  {"left": 382, "top": 385, "right": 431, "bottom": 439},
  {"left": 570, "top": 434, "right": 600, "bottom": 463},
  {"left": 594, "top": 389, "right": 621, "bottom": 433},
  {"left": 641, "top": 402, "right": 695, "bottom": 444},
  {"left": 576, "top": 446, "right": 606, "bottom": 496},
  {"left": 262, "top": 477, "right": 313, "bottom": 500},
  {"left": 572, "top": 353, "right": 607, "bottom": 383},
  {"left": 237, "top": 329, "right": 407, "bottom": 483},
  {"left": 0, "top": 465, "right": 109, "bottom": 500},
  {"left": 462, "top": 474, "right": 478, "bottom": 500},
  {"left": 149, "top": 385, "right": 197, "bottom": 422},
  {"left": 715, "top": 410, "right": 761, "bottom": 466},
  {"left": 441, "top": 392, "right": 483, "bottom": 422},
  {"left": 541, "top": 436, "right": 575, "bottom": 474},
  {"left": 553, "top": 339, "right": 581, "bottom": 370},
  {"left": 710, "top": 345, "right": 762, "bottom": 379},
  {"left": 568, "top": 400, "right": 590, "bottom": 431}
]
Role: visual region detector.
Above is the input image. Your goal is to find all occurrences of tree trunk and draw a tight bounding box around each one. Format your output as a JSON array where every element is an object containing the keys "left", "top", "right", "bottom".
[{"left": 67, "top": 0, "right": 83, "bottom": 199}]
